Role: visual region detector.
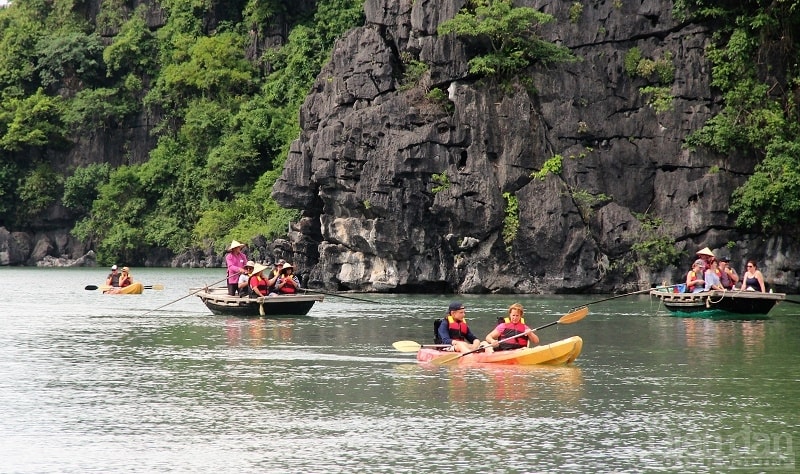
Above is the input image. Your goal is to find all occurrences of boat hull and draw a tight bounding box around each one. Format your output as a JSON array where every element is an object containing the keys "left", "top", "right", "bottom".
[
  {"left": 650, "top": 289, "right": 785, "bottom": 317},
  {"left": 103, "top": 282, "right": 143, "bottom": 294},
  {"left": 416, "top": 336, "right": 583, "bottom": 366},
  {"left": 194, "top": 287, "right": 323, "bottom": 317}
]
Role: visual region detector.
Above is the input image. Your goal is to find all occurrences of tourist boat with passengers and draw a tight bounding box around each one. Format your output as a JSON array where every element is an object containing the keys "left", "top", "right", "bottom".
[
  {"left": 650, "top": 287, "right": 785, "bottom": 317},
  {"left": 194, "top": 286, "right": 323, "bottom": 317},
  {"left": 415, "top": 335, "right": 583, "bottom": 366}
]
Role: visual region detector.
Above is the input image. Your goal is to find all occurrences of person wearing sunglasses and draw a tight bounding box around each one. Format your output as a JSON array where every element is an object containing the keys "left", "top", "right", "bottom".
[{"left": 740, "top": 260, "right": 766, "bottom": 292}]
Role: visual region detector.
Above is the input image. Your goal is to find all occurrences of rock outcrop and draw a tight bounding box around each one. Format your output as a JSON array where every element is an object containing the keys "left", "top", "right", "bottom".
[{"left": 273, "top": 0, "right": 799, "bottom": 293}]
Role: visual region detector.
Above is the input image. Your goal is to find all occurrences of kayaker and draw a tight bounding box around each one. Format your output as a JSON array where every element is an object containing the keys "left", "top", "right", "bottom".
[
  {"left": 119, "top": 266, "right": 133, "bottom": 288},
  {"left": 484, "top": 303, "right": 539, "bottom": 353},
  {"left": 225, "top": 240, "right": 248, "bottom": 296},
  {"left": 105, "top": 264, "right": 120, "bottom": 288},
  {"left": 436, "top": 302, "right": 484, "bottom": 353}
]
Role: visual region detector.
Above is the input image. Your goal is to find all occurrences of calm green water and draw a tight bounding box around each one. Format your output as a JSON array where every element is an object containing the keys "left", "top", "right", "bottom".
[{"left": 1, "top": 267, "right": 798, "bottom": 473}]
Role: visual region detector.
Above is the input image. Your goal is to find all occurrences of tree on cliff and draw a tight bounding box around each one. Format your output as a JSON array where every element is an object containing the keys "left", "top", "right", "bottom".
[
  {"left": 437, "top": 0, "right": 575, "bottom": 79},
  {"left": 0, "top": 0, "right": 364, "bottom": 264}
]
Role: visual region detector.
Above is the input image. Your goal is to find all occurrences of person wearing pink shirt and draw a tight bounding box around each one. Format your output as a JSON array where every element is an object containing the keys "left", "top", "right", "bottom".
[{"left": 225, "top": 240, "right": 248, "bottom": 296}]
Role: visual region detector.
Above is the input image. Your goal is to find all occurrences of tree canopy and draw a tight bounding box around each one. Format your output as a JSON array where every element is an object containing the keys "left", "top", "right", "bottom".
[{"left": 0, "top": 0, "right": 365, "bottom": 263}]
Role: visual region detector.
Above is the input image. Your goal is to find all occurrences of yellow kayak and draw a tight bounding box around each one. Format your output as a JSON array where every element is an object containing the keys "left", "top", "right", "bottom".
[
  {"left": 102, "top": 282, "right": 144, "bottom": 294},
  {"left": 416, "top": 336, "right": 583, "bottom": 366}
]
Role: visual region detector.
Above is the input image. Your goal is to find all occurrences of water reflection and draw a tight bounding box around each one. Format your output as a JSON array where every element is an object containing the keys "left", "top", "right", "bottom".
[
  {"left": 224, "top": 318, "right": 295, "bottom": 347},
  {"left": 391, "top": 363, "right": 584, "bottom": 406},
  {"left": 680, "top": 319, "right": 766, "bottom": 352}
]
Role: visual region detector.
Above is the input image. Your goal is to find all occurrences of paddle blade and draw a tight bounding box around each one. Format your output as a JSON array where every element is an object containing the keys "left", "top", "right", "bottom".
[
  {"left": 392, "top": 340, "right": 422, "bottom": 352},
  {"left": 429, "top": 352, "right": 462, "bottom": 365},
  {"left": 146, "top": 284, "right": 165, "bottom": 290},
  {"left": 558, "top": 306, "right": 588, "bottom": 325},
  {"left": 84, "top": 285, "right": 98, "bottom": 291}
]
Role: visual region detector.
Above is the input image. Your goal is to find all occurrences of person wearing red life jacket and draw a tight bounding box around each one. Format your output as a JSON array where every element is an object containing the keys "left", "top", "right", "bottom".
[
  {"left": 276, "top": 263, "right": 300, "bottom": 295},
  {"left": 484, "top": 303, "right": 539, "bottom": 353},
  {"left": 119, "top": 267, "right": 133, "bottom": 287},
  {"left": 686, "top": 259, "right": 706, "bottom": 293},
  {"left": 248, "top": 263, "right": 271, "bottom": 297},
  {"left": 435, "top": 301, "right": 485, "bottom": 353}
]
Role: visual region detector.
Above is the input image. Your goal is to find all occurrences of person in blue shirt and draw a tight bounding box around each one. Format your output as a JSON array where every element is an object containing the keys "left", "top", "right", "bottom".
[
  {"left": 437, "top": 301, "right": 484, "bottom": 352},
  {"left": 704, "top": 260, "right": 725, "bottom": 291}
]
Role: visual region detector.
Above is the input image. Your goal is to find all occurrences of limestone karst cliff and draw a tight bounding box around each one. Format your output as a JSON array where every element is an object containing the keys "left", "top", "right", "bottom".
[
  {"left": 3, "top": 0, "right": 797, "bottom": 293},
  {"left": 272, "top": 0, "right": 799, "bottom": 293}
]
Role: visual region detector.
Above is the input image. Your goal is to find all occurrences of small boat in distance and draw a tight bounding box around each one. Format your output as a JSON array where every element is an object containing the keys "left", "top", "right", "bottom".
[
  {"left": 650, "top": 288, "right": 785, "bottom": 318},
  {"left": 194, "top": 286, "right": 323, "bottom": 317},
  {"left": 416, "top": 336, "right": 583, "bottom": 366}
]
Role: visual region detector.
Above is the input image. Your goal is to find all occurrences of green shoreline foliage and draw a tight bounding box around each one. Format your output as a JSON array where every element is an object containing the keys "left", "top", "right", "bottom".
[{"left": 0, "top": 0, "right": 364, "bottom": 263}]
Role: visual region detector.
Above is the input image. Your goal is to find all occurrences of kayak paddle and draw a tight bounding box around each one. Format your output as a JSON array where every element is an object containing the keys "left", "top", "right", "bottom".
[
  {"left": 391, "top": 340, "right": 452, "bottom": 352},
  {"left": 85, "top": 284, "right": 164, "bottom": 291},
  {"left": 429, "top": 306, "right": 589, "bottom": 365}
]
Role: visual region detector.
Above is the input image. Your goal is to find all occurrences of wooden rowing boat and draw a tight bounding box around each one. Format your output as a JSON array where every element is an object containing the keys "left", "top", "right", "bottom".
[
  {"left": 194, "top": 286, "right": 323, "bottom": 317},
  {"left": 103, "top": 282, "right": 144, "bottom": 294},
  {"left": 415, "top": 336, "right": 583, "bottom": 366},
  {"left": 650, "top": 288, "right": 785, "bottom": 317}
]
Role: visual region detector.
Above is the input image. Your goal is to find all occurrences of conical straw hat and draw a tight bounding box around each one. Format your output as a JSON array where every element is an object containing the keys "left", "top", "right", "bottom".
[
  {"left": 696, "top": 247, "right": 715, "bottom": 257},
  {"left": 251, "top": 263, "right": 268, "bottom": 275}
]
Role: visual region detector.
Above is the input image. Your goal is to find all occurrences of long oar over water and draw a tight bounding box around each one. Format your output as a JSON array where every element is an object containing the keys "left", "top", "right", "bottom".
[
  {"left": 568, "top": 285, "right": 679, "bottom": 312},
  {"left": 302, "top": 288, "right": 381, "bottom": 304},
  {"left": 142, "top": 276, "right": 228, "bottom": 315},
  {"left": 429, "top": 306, "right": 589, "bottom": 365}
]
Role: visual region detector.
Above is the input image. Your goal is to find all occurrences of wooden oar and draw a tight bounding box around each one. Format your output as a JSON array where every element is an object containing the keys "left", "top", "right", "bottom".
[
  {"left": 142, "top": 276, "right": 228, "bottom": 315},
  {"left": 391, "top": 340, "right": 452, "bottom": 352},
  {"left": 302, "top": 288, "right": 381, "bottom": 304},
  {"left": 429, "top": 306, "right": 589, "bottom": 365},
  {"left": 569, "top": 285, "right": 678, "bottom": 312},
  {"left": 85, "top": 284, "right": 164, "bottom": 291}
]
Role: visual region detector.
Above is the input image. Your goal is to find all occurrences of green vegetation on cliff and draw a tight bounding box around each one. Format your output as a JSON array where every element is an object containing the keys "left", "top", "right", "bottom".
[
  {"left": 438, "top": 0, "right": 575, "bottom": 79},
  {"left": 0, "top": 0, "right": 363, "bottom": 263},
  {"left": 678, "top": 0, "right": 800, "bottom": 233}
]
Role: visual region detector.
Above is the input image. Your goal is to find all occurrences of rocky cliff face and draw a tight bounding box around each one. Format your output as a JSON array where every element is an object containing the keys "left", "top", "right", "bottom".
[{"left": 273, "top": 0, "right": 799, "bottom": 293}]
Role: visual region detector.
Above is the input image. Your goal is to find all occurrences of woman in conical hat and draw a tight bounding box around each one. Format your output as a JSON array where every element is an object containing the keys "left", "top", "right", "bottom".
[
  {"left": 226, "top": 240, "right": 248, "bottom": 295},
  {"left": 696, "top": 246, "right": 716, "bottom": 266}
]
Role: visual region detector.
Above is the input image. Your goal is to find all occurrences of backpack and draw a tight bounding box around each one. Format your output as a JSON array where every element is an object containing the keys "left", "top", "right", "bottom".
[{"left": 433, "top": 318, "right": 443, "bottom": 344}]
